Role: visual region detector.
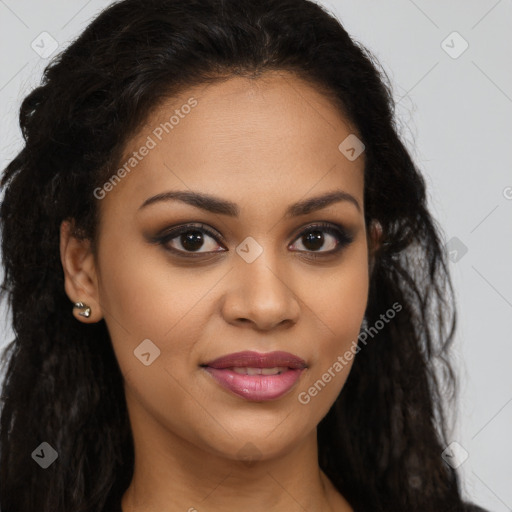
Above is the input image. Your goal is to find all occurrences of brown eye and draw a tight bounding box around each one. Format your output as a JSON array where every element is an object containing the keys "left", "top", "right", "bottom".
[
  {"left": 289, "top": 223, "right": 353, "bottom": 256},
  {"left": 157, "top": 224, "right": 226, "bottom": 256},
  {"left": 299, "top": 230, "right": 332, "bottom": 251},
  {"left": 175, "top": 230, "right": 207, "bottom": 252}
]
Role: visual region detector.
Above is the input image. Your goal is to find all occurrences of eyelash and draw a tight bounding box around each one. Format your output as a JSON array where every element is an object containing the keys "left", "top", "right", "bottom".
[{"left": 154, "top": 222, "right": 354, "bottom": 259}]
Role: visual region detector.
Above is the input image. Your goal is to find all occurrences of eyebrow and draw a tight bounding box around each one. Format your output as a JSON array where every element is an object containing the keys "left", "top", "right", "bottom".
[{"left": 138, "top": 189, "right": 361, "bottom": 216}]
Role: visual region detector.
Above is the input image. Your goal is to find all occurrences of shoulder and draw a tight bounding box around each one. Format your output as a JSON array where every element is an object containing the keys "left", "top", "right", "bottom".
[{"left": 463, "top": 503, "right": 490, "bottom": 512}]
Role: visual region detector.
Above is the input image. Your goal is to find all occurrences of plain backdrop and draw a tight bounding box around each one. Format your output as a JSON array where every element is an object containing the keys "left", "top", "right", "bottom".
[{"left": 0, "top": 1, "right": 511, "bottom": 511}]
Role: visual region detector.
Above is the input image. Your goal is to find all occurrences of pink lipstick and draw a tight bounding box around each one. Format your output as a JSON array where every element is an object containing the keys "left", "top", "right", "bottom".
[{"left": 202, "top": 350, "right": 307, "bottom": 401}]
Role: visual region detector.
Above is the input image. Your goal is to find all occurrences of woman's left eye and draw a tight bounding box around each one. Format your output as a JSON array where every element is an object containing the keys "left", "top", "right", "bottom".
[
  {"left": 154, "top": 222, "right": 353, "bottom": 257},
  {"left": 289, "top": 224, "right": 353, "bottom": 255}
]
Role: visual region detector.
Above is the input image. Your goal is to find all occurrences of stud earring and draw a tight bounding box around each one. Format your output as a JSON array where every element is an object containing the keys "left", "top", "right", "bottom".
[{"left": 74, "top": 301, "right": 91, "bottom": 318}]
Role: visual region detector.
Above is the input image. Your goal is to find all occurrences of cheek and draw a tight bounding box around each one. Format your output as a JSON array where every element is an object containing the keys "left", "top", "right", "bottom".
[
  {"left": 295, "top": 245, "right": 368, "bottom": 410},
  {"left": 303, "top": 243, "right": 369, "bottom": 350},
  {"left": 96, "top": 230, "right": 216, "bottom": 334},
  {"left": 95, "top": 231, "right": 222, "bottom": 379}
]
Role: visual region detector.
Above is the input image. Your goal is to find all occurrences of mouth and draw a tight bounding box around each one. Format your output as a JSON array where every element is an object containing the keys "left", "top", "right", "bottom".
[{"left": 201, "top": 350, "right": 307, "bottom": 401}]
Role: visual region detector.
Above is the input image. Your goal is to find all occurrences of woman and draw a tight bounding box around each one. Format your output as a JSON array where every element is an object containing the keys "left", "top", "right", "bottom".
[{"left": 0, "top": 0, "right": 489, "bottom": 510}]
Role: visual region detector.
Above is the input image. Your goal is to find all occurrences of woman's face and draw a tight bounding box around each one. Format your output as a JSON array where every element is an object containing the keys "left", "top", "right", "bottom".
[{"left": 71, "top": 71, "right": 371, "bottom": 462}]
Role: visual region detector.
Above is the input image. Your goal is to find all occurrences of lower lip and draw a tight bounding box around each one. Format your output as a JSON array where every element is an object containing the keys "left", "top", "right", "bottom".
[{"left": 203, "top": 367, "right": 305, "bottom": 401}]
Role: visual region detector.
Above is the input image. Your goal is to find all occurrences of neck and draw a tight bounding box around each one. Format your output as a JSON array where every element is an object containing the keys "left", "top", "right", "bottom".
[{"left": 121, "top": 410, "right": 352, "bottom": 512}]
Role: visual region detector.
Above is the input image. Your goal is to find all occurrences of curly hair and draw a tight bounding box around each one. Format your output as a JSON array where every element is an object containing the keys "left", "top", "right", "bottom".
[{"left": 0, "top": 0, "right": 478, "bottom": 510}]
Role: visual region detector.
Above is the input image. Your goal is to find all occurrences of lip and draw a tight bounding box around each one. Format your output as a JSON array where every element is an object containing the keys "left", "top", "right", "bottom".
[
  {"left": 202, "top": 351, "right": 307, "bottom": 401},
  {"left": 204, "top": 350, "right": 307, "bottom": 369}
]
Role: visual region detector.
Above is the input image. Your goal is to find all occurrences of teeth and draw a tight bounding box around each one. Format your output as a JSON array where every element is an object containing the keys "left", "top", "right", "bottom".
[
  {"left": 231, "top": 366, "right": 288, "bottom": 375},
  {"left": 261, "top": 366, "right": 287, "bottom": 375}
]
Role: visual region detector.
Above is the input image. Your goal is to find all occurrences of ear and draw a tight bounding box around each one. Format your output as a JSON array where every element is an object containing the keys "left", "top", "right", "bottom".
[
  {"left": 60, "top": 219, "right": 103, "bottom": 323},
  {"left": 368, "top": 220, "right": 383, "bottom": 275}
]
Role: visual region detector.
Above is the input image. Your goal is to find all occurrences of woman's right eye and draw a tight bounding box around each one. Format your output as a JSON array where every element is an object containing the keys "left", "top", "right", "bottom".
[{"left": 157, "top": 224, "right": 226, "bottom": 257}]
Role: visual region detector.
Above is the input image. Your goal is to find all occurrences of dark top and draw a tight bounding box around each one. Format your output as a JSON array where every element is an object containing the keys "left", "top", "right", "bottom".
[{"left": 464, "top": 504, "right": 490, "bottom": 512}]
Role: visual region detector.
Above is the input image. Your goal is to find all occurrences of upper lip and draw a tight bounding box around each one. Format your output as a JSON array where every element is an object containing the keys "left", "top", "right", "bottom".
[{"left": 203, "top": 351, "right": 307, "bottom": 369}]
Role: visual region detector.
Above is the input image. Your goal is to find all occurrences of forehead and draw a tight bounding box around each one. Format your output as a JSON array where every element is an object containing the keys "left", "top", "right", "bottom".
[{"left": 98, "top": 71, "right": 365, "bottom": 218}]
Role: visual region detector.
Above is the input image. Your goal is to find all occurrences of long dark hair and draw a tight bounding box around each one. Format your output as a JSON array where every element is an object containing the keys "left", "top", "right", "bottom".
[{"left": 0, "top": 1, "right": 470, "bottom": 510}]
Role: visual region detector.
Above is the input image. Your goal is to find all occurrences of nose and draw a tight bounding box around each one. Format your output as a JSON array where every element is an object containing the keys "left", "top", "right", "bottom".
[{"left": 221, "top": 251, "right": 301, "bottom": 332}]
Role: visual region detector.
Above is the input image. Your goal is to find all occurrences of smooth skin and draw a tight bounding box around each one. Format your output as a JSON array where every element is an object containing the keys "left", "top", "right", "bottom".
[{"left": 60, "top": 70, "right": 381, "bottom": 512}]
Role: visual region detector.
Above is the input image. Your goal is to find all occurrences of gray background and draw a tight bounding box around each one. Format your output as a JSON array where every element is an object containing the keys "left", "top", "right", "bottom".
[{"left": 1, "top": 1, "right": 511, "bottom": 510}]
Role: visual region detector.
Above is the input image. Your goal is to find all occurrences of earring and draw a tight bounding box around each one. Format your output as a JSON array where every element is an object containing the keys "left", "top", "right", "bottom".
[
  {"left": 74, "top": 301, "right": 91, "bottom": 318},
  {"left": 361, "top": 316, "right": 369, "bottom": 331}
]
